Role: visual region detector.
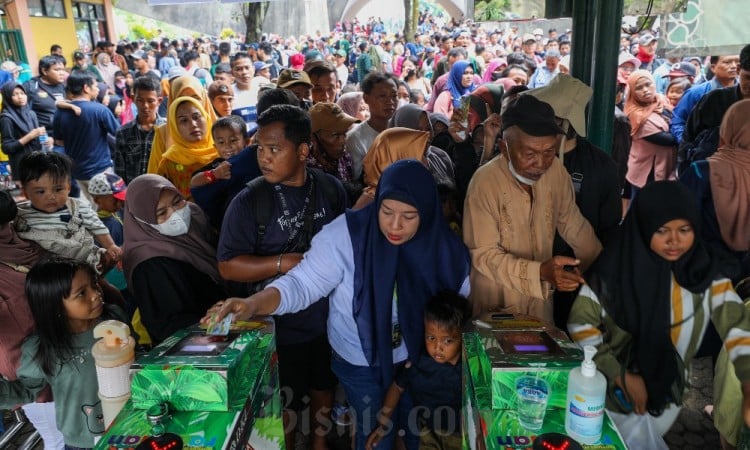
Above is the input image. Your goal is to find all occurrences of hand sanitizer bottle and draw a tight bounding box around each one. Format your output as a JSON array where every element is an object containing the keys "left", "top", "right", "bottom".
[{"left": 565, "top": 345, "right": 606, "bottom": 444}]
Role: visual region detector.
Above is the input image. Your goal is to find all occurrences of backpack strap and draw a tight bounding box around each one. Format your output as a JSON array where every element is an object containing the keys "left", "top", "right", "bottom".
[
  {"left": 308, "top": 168, "right": 345, "bottom": 215},
  {"left": 245, "top": 175, "right": 274, "bottom": 247}
]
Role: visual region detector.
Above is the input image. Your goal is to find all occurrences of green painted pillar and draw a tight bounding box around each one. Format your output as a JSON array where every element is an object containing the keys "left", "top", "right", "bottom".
[
  {"left": 570, "top": 0, "right": 598, "bottom": 87},
  {"left": 588, "top": 0, "right": 624, "bottom": 152}
]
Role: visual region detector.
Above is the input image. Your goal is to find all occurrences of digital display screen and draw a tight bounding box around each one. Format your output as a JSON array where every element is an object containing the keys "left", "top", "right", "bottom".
[
  {"left": 514, "top": 344, "right": 550, "bottom": 352},
  {"left": 166, "top": 332, "right": 236, "bottom": 356},
  {"left": 494, "top": 330, "right": 565, "bottom": 355}
]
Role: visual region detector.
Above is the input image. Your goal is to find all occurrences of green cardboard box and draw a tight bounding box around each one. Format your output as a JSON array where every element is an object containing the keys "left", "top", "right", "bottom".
[
  {"left": 130, "top": 320, "right": 271, "bottom": 412},
  {"left": 471, "top": 321, "right": 584, "bottom": 411},
  {"left": 96, "top": 319, "right": 285, "bottom": 449},
  {"left": 463, "top": 329, "right": 627, "bottom": 449}
]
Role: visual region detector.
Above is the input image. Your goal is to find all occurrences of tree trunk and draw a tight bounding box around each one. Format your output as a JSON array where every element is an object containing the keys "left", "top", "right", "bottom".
[
  {"left": 403, "top": 0, "right": 413, "bottom": 42},
  {"left": 403, "top": 0, "right": 420, "bottom": 42},
  {"left": 242, "top": 2, "right": 270, "bottom": 44}
]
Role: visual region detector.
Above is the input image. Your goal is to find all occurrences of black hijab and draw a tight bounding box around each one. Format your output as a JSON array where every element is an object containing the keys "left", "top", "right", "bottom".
[
  {"left": 0, "top": 81, "right": 39, "bottom": 135},
  {"left": 588, "top": 181, "right": 724, "bottom": 414}
]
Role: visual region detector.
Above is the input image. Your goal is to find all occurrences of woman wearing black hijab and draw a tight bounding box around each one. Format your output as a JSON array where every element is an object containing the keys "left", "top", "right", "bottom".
[
  {"left": 0, "top": 81, "right": 46, "bottom": 177},
  {"left": 567, "top": 181, "right": 750, "bottom": 449}
]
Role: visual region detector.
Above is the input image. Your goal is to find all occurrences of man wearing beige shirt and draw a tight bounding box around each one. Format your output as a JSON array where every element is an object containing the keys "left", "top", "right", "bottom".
[{"left": 463, "top": 95, "right": 602, "bottom": 322}]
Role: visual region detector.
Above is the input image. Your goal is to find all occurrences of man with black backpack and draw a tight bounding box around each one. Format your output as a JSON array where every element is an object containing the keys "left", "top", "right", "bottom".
[{"left": 216, "top": 104, "right": 346, "bottom": 450}]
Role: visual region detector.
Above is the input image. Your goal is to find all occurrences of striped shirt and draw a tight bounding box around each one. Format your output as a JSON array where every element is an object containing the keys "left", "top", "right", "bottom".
[{"left": 568, "top": 277, "right": 750, "bottom": 411}]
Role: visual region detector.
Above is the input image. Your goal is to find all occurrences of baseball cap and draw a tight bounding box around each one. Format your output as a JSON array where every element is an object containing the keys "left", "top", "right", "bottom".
[
  {"left": 532, "top": 28, "right": 544, "bottom": 36},
  {"left": 289, "top": 53, "right": 305, "bottom": 70},
  {"left": 310, "top": 102, "right": 360, "bottom": 133},
  {"left": 545, "top": 49, "right": 561, "bottom": 59},
  {"left": 132, "top": 50, "right": 146, "bottom": 60},
  {"left": 522, "top": 33, "right": 536, "bottom": 44},
  {"left": 304, "top": 49, "right": 324, "bottom": 62},
  {"left": 168, "top": 66, "right": 186, "bottom": 80},
  {"left": 335, "top": 49, "right": 347, "bottom": 58},
  {"left": 73, "top": 51, "right": 85, "bottom": 60},
  {"left": 501, "top": 95, "right": 564, "bottom": 136},
  {"left": 253, "top": 61, "right": 271, "bottom": 72},
  {"left": 88, "top": 172, "right": 127, "bottom": 200},
  {"left": 303, "top": 59, "right": 336, "bottom": 74},
  {"left": 667, "top": 61, "right": 697, "bottom": 79},
  {"left": 639, "top": 34, "right": 657, "bottom": 46},
  {"left": 525, "top": 74, "right": 593, "bottom": 137},
  {"left": 618, "top": 52, "right": 640, "bottom": 68},
  {"left": 276, "top": 69, "right": 313, "bottom": 89}
]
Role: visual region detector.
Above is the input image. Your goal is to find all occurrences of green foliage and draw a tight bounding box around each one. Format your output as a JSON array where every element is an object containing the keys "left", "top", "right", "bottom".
[
  {"left": 474, "top": 0, "right": 509, "bottom": 22},
  {"left": 220, "top": 27, "right": 235, "bottom": 40},
  {"left": 130, "top": 24, "right": 154, "bottom": 41}
]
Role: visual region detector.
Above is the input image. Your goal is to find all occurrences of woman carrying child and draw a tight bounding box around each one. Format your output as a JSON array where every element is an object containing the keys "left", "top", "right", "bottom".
[
  {"left": 204, "top": 160, "right": 471, "bottom": 450},
  {"left": 0, "top": 190, "right": 66, "bottom": 448},
  {"left": 0, "top": 258, "right": 129, "bottom": 449},
  {"left": 624, "top": 70, "right": 676, "bottom": 198},
  {"left": 567, "top": 181, "right": 750, "bottom": 449}
]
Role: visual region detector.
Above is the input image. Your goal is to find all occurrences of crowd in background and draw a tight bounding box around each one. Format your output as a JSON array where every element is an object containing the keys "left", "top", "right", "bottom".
[{"left": 1, "top": 7, "right": 750, "bottom": 450}]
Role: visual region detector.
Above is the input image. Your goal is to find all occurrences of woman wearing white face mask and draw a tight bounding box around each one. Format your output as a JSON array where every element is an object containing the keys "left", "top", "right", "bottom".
[{"left": 122, "top": 174, "right": 228, "bottom": 344}]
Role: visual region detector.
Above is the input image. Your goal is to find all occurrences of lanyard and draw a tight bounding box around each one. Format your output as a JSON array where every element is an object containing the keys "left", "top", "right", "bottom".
[{"left": 273, "top": 174, "right": 315, "bottom": 251}]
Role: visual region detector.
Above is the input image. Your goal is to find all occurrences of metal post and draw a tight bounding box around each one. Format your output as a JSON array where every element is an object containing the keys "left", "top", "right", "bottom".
[{"left": 588, "top": 0, "right": 624, "bottom": 152}]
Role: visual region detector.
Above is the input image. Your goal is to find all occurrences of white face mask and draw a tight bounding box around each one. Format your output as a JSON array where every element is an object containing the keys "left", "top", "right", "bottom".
[
  {"left": 150, "top": 206, "right": 191, "bottom": 236},
  {"left": 397, "top": 98, "right": 410, "bottom": 109},
  {"left": 506, "top": 143, "right": 537, "bottom": 186}
]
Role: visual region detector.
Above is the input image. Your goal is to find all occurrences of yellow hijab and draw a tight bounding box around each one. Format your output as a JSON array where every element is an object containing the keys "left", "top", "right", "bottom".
[
  {"left": 169, "top": 75, "right": 217, "bottom": 125},
  {"left": 162, "top": 96, "right": 217, "bottom": 167}
]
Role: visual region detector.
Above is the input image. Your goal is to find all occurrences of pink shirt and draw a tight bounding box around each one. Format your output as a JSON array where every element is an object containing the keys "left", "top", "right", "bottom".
[{"left": 626, "top": 112, "right": 676, "bottom": 188}]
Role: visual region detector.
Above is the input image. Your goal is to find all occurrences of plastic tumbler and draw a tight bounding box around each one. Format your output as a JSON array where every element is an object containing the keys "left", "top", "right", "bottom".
[{"left": 516, "top": 375, "right": 549, "bottom": 431}]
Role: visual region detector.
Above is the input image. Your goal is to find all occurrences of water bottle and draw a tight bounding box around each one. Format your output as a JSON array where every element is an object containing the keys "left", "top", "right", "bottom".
[{"left": 38, "top": 133, "right": 47, "bottom": 145}]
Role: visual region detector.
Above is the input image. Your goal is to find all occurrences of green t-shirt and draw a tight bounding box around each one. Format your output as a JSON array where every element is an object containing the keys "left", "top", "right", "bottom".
[{"left": 0, "top": 305, "right": 128, "bottom": 448}]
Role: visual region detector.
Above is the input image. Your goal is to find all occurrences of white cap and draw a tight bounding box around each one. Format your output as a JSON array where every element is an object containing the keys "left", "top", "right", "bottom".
[{"left": 581, "top": 345, "right": 597, "bottom": 377}]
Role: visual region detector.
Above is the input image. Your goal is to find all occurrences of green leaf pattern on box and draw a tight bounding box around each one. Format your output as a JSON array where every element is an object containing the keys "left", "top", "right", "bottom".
[{"left": 130, "top": 330, "right": 273, "bottom": 412}]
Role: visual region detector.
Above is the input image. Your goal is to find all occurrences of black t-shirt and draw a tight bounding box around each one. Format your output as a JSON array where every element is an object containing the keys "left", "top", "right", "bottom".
[
  {"left": 24, "top": 78, "right": 66, "bottom": 135},
  {"left": 217, "top": 171, "right": 346, "bottom": 345},
  {"left": 395, "top": 353, "right": 462, "bottom": 434},
  {"left": 132, "top": 257, "right": 227, "bottom": 344}
]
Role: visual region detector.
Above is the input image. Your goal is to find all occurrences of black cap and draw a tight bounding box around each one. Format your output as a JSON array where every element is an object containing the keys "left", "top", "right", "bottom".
[{"left": 501, "top": 95, "right": 564, "bottom": 136}]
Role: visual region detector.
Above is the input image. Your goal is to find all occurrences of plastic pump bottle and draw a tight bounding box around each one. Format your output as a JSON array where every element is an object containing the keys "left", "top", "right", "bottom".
[{"left": 565, "top": 345, "right": 606, "bottom": 444}]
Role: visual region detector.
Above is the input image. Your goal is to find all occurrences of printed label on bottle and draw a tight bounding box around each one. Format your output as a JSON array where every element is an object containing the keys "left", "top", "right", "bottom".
[{"left": 567, "top": 397, "right": 604, "bottom": 436}]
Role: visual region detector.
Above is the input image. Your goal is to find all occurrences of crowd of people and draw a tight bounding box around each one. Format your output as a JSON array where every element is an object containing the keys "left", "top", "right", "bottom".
[{"left": 0, "top": 9, "right": 750, "bottom": 450}]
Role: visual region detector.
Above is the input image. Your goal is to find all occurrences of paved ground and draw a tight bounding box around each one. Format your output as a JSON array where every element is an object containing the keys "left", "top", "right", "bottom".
[
  {"left": 664, "top": 356, "right": 722, "bottom": 450},
  {"left": 1, "top": 356, "right": 722, "bottom": 449}
]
